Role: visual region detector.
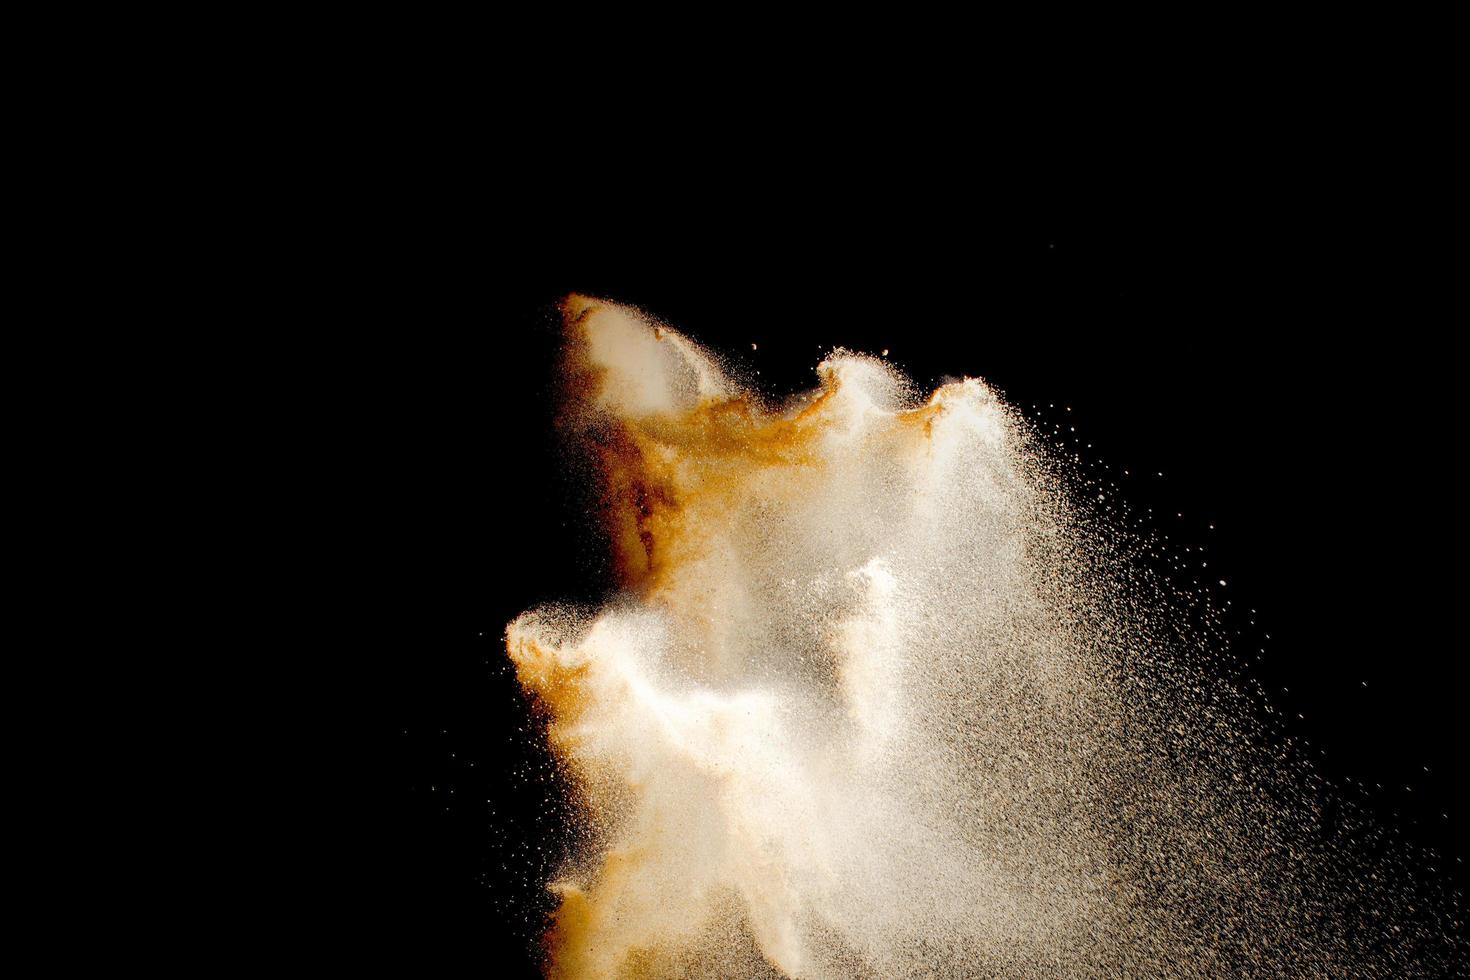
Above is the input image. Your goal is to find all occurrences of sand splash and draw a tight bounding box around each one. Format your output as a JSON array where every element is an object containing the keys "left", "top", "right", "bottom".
[{"left": 504, "top": 296, "right": 1457, "bottom": 978}]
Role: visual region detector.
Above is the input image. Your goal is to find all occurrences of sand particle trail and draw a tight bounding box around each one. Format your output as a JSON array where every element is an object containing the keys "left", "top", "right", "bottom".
[{"left": 505, "top": 296, "right": 1461, "bottom": 978}]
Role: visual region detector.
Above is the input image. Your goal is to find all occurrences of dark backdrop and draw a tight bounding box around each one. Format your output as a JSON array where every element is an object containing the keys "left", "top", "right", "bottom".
[{"left": 347, "top": 210, "right": 1463, "bottom": 974}]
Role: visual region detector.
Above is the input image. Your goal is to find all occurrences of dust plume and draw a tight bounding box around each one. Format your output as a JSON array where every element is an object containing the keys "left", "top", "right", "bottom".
[{"left": 505, "top": 296, "right": 1460, "bottom": 977}]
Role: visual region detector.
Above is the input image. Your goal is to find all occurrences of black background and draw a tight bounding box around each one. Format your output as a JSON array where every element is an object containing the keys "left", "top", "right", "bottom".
[{"left": 349, "top": 204, "right": 1464, "bottom": 974}]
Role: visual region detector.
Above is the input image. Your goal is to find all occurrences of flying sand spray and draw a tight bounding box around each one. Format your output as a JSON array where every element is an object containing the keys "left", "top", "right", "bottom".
[{"left": 506, "top": 296, "right": 1458, "bottom": 978}]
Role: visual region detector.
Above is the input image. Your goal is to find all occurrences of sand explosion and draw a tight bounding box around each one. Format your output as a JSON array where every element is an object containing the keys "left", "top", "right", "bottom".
[{"left": 505, "top": 297, "right": 1458, "bottom": 978}]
